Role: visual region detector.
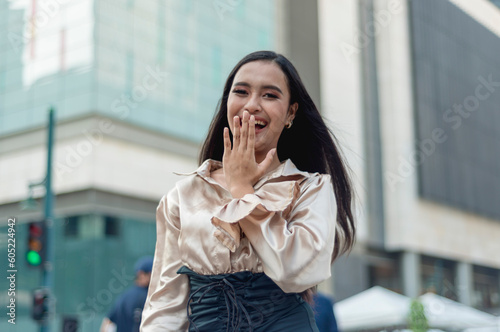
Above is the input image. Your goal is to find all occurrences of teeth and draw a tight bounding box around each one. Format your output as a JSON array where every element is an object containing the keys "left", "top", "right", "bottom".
[{"left": 255, "top": 120, "right": 266, "bottom": 126}]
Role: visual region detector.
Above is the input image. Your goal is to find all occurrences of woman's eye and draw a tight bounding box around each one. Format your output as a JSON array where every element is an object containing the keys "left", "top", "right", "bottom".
[
  {"left": 232, "top": 89, "right": 247, "bottom": 95},
  {"left": 264, "top": 93, "right": 278, "bottom": 99}
]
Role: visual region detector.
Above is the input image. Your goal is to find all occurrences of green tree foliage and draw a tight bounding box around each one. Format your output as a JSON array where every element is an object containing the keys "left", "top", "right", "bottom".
[{"left": 408, "top": 299, "right": 429, "bottom": 332}]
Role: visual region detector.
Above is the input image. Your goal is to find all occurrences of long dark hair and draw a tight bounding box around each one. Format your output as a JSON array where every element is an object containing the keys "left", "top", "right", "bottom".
[{"left": 199, "top": 50, "right": 355, "bottom": 264}]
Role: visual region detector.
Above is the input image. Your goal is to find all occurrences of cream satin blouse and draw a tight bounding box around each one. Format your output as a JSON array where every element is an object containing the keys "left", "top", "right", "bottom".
[{"left": 140, "top": 159, "right": 337, "bottom": 332}]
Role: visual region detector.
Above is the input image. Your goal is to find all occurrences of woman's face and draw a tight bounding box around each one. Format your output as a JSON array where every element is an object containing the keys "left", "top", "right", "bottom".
[{"left": 227, "top": 60, "right": 297, "bottom": 158}]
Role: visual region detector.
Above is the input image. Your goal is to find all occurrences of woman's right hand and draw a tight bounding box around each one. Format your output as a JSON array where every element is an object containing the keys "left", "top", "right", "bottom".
[{"left": 222, "top": 111, "right": 276, "bottom": 198}]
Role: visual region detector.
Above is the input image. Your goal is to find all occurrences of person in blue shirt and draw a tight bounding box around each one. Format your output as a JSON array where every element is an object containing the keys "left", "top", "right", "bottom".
[
  {"left": 313, "top": 292, "right": 339, "bottom": 332},
  {"left": 100, "top": 256, "right": 154, "bottom": 332}
]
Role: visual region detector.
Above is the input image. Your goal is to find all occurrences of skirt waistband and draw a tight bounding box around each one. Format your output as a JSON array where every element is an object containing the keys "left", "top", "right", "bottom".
[{"left": 177, "top": 266, "right": 298, "bottom": 332}]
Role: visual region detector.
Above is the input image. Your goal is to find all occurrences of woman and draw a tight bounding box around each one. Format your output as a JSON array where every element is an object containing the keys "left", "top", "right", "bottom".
[{"left": 140, "top": 51, "right": 355, "bottom": 332}]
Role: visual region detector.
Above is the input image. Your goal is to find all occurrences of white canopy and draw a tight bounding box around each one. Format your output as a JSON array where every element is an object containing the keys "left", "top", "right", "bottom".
[
  {"left": 334, "top": 286, "right": 411, "bottom": 331},
  {"left": 463, "top": 325, "right": 500, "bottom": 332},
  {"left": 420, "top": 293, "right": 499, "bottom": 330},
  {"left": 334, "top": 287, "right": 499, "bottom": 331}
]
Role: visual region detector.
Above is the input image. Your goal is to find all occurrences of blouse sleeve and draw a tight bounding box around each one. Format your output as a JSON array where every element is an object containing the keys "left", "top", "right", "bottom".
[
  {"left": 211, "top": 174, "right": 336, "bottom": 293},
  {"left": 140, "top": 189, "right": 189, "bottom": 332}
]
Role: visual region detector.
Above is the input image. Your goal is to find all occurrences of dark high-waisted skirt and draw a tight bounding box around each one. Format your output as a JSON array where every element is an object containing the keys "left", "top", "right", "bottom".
[{"left": 177, "top": 266, "right": 319, "bottom": 332}]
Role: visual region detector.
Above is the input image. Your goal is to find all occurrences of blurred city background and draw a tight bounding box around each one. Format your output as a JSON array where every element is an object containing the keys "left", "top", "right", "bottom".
[{"left": 0, "top": 0, "right": 499, "bottom": 331}]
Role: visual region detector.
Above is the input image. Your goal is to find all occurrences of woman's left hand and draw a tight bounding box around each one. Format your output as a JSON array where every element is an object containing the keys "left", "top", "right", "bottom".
[{"left": 223, "top": 111, "right": 276, "bottom": 198}]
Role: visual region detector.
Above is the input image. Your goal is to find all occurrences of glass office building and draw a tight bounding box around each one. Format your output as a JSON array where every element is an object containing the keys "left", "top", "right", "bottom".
[{"left": 0, "top": 0, "right": 275, "bottom": 140}]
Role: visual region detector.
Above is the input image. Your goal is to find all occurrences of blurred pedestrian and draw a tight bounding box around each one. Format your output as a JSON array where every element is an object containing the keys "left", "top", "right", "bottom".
[
  {"left": 313, "top": 292, "right": 339, "bottom": 332},
  {"left": 100, "top": 256, "right": 153, "bottom": 332},
  {"left": 141, "top": 51, "right": 356, "bottom": 331}
]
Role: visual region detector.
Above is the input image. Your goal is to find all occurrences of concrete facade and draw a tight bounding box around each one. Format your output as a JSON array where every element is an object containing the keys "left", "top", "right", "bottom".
[{"left": 316, "top": 0, "right": 500, "bottom": 314}]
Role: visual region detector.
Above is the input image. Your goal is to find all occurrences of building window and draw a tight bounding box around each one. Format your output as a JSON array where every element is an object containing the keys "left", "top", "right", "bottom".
[
  {"left": 64, "top": 214, "right": 120, "bottom": 239},
  {"left": 105, "top": 216, "right": 120, "bottom": 237},
  {"left": 473, "top": 265, "right": 500, "bottom": 312},
  {"left": 421, "top": 256, "right": 457, "bottom": 301},
  {"left": 367, "top": 251, "right": 402, "bottom": 294},
  {"left": 64, "top": 216, "right": 79, "bottom": 237}
]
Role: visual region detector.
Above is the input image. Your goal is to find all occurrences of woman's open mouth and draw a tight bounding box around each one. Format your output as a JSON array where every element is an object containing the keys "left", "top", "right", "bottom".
[
  {"left": 255, "top": 120, "right": 267, "bottom": 130},
  {"left": 239, "top": 119, "right": 268, "bottom": 131}
]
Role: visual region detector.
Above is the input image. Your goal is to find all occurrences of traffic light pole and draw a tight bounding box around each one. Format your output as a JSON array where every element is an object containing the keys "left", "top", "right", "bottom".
[{"left": 41, "top": 108, "right": 55, "bottom": 332}]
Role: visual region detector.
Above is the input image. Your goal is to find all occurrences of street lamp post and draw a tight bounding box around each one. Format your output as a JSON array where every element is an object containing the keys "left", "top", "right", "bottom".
[
  {"left": 41, "top": 107, "right": 55, "bottom": 332},
  {"left": 22, "top": 108, "right": 56, "bottom": 332}
]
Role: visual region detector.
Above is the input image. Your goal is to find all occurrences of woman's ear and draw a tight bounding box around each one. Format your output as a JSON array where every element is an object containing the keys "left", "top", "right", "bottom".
[{"left": 288, "top": 102, "right": 298, "bottom": 122}]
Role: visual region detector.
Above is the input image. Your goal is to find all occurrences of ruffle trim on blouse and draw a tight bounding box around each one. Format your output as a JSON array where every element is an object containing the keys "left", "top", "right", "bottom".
[{"left": 211, "top": 180, "right": 301, "bottom": 252}]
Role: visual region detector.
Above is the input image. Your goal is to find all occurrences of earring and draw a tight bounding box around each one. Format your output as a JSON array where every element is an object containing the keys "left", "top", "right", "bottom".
[{"left": 286, "top": 120, "right": 293, "bottom": 129}]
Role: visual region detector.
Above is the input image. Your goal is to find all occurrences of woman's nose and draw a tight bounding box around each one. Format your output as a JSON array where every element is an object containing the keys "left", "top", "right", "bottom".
[{"left": 244, "top": 95, "right": 261, "bottom": 113}]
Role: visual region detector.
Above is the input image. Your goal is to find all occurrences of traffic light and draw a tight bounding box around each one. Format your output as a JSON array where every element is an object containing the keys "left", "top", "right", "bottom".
[
  {"left": 32, "top": 288, "right": 50, "bottom": 322},
  {"left": 26, "top": 221, "right": 46, "bottom": 267}
]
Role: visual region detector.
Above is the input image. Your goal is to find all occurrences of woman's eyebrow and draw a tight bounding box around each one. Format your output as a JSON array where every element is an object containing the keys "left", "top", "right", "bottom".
[{"left": 233, "top": 82, "right": 283, "bottom": 95}]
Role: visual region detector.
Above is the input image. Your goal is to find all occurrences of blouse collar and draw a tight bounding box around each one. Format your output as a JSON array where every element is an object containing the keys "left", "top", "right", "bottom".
[{"left": 175, "top": 159, "right": 312, "bottom": 188}]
